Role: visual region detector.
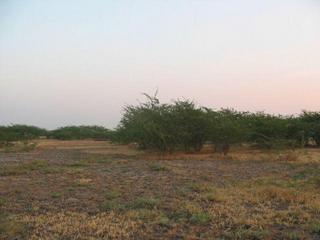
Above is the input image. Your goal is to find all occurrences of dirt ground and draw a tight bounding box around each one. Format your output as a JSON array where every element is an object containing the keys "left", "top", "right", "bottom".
[{"left": 0, "top": 140, "right": 319, "bottom": 239}]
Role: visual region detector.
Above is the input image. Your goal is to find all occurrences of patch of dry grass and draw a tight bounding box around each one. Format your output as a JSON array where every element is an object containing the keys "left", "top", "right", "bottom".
[
  {"left": 20, "top": 212, "right": 140, "bottom": 240},
  {"left": 0, "top": 140, "right": 320, "bottom": 239},
  {"left": 0, "top": 160, "right": 48, "bottom": 176}
]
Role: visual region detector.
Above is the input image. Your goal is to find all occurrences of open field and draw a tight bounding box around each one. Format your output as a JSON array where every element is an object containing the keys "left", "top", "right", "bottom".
[{"left": 0, "top": 140, "right": 319, "bottom": 239}]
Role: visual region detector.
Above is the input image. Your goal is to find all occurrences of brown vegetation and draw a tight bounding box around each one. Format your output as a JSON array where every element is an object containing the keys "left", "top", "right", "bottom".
[{"left": 0, "top": 140, "right": 319, "bottom": 239}]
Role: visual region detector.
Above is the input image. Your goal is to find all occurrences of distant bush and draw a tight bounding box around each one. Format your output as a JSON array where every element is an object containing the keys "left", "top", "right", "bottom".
[
  {"left": 48, "top": 126, "right": 111, "bottom": 140},
  {"left": 0, "top": 125, "right": 47, "bottom": 143},
  {"left": 0, "top": 125, "right": 112, "bottom": 143}
]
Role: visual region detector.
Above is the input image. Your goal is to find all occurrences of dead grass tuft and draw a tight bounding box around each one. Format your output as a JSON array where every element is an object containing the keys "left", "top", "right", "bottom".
[{"left": 20, "top": 212, "right": 140, "bottom": 239}]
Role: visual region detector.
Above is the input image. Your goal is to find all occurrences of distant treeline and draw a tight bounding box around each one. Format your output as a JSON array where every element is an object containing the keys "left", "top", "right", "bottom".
[
  {"left": 0, "top": 125, "right": 112, "bottom": 142},
  {"left": 1, "top": 94, "right": 320, "bottom": 153}
]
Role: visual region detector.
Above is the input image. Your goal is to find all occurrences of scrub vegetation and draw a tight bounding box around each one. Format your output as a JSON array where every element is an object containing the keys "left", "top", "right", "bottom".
[
  {"left": 0, "top": 94, "right": 320, "bottom": 239},
  {"left": 1, "top": 94, "right": 320, "bottom": 154},
  {"left": 114, "top": 94, "right": 320, "bottom": 153}
]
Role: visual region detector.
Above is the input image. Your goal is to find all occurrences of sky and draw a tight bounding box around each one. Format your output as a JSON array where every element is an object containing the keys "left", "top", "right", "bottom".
[{"left": 0, "top": 0, "right": 319, "bottom": 129}]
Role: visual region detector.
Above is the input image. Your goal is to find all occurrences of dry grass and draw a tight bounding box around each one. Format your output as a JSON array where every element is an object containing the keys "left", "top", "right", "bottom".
[
  {"left": 0, "top": 140, "right": 319, "bottom": 239},
  {"left": 20, "top": 212, "right": 140, "bottom": 240}
]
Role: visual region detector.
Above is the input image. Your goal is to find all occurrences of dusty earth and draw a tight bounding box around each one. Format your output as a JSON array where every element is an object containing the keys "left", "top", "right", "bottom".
[{"left": 0, "top": 140, "right": 319, "bottom": 239}]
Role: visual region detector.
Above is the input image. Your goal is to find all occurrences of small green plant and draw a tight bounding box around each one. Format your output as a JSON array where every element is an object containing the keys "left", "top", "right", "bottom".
[
  {"left": 285, "top": 232, "right": 302, "bottom": 240},
  {"left": 51, "top": 192, "right": 61, "bottom": 199},
  {"left": 105, "top": 190, "right": 120, "bottom": 200},
  {"left": 101, "top": 201, "right": 126, "bottom": 212},
  {"left": 131, "top": 197, "right": 159, "bottom": 210},
  {"left": 150, "top": 164, "right": 167, "bottom": 172},
  {"left": 0, "top": 198, "right": 6, "bottom": 207},
  {"left": 65, "top": 160, "right": 89, "bottom": 168},
  {"left": 157, "top": 216, "right": 170, "bottom": 226},
  {"left": 189, "top": 212, "right": 211, "bottom": 225},
  {"left": 168, "top": 209, "right": 190, "bottom": 222},
  {"left": 310, "top": 221, "right": 320, "bottom": 236}
]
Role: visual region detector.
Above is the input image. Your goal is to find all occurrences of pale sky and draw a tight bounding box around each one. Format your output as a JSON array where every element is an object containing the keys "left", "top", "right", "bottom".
[{"left": 0, "top": 0, "right": 319, "bottom": 129}]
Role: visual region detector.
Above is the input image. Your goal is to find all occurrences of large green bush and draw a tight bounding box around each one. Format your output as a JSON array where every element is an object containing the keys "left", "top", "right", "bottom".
[
  {"left": 169, "top": 100, "right": 208, "bottom": 152},
  {"left": 116, "top": 94, "right": 175, "bottom": 151},
  {"left": 116, "top": 94, "right": 208, "bottom": 152}
]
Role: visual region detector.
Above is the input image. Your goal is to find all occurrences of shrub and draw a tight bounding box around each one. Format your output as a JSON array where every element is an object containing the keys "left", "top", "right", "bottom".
[
  {"left": 116, "top": 94, "right": 208, "bottom": 152},
  {"left": 299, "top": 111, "right": 320, "bottom": 147},
  {"left": 205, "top": 109, "right": 247, "bottom": 154}
]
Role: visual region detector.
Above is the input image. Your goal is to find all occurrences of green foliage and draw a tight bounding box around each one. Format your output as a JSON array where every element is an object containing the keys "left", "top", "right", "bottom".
[
  {"left": 131, "top": 197, "right": 159, "bottom": 210},
  {"left": 170, "top": 100, "right": 208, "bottom": 151},
  {"left": 310, "top": 220, "right": 320, "bottom": 236},
  {"left": 150, "top": 163, "right": 168, "bottom": 172},
  {"left": 244, "top": 113, "right": 295, "bottom": 149},
  {"left": 49, "top": 125, "right": 111, "bottom": 140},
  {"left": 114, "top": 93, "right": 320, "bottom": 152},
  {"left": 116, "top": 93, "right": 208, "bottom": 152},
  {"left": 2, "top": 95, "right": 320, "bottom": 152},
  {"left": 101, "top": 201, "right": 126, "bottom": 212},
  {"left": 189, "top": 212, "right": 211, "bottom": 225},
  {"left": 115, "top": 93, "right": 174, "bottom": 151},
  {"left": 299, "top": 111, "right": 320, "bottom": 146},
  {"left": 0, "top": 125, "right": 112, "bottom": 143},
  {"left": 0, "top": 125, "right": 47, "bottom": 143}
]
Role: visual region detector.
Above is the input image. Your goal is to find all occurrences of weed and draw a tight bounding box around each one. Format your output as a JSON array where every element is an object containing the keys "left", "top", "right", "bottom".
[
  {"left": 310, "top": 221, "right": 320, "bottom": 236},
  {"left": 157, "top": 215, "right": 170, "bottom": 226},
  {"left": 200, "top": 191, "right": 226, "bottom": 203},
  {"left": 51, "top": 192, "right": 61, "bottom": 199},
  {"left": 105, "top": 190, "right": 120, "bottom": 200},
  {"left": 150, "top": 163, "right": 168, "bottom": 172},
  {"left": 168, "top": 209, "right": 190, "bottom": 222},
  {"left": 0, "top": 198, "right": 6, "bottom": 207},
  {"left": 65, "top": 160, "right": 89, "bottom": 168},
  {"left": 284, "top": 231, "right": 303, "bottom": 240},
  {"left": 131, "top": 197, "right": 159, "bottom": 210},
  {"left": 95, "top": 158, "right": 113, "bottom": 164},
  {"left": 185, "top": 182, "right": 202, "bottom": 192},
  {"left": 190, "top": 212, "right": 211, "bottom": 225},
  {"left": 101, "top": 201, "right": 126, "bottom": 212}
]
